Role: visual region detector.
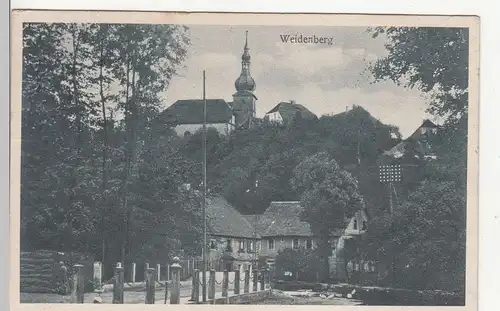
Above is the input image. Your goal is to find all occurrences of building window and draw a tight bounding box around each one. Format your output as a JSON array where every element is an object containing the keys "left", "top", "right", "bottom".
[
  {"left": 268, "top": 239, "right": 275, "bottom": 250},
  {"left": 306, "top": 239, "right": 313, "bottom": 249},
  {"left": 256, "top": 241, "right": 261, "bottom": 252},
  {"left": 353, "top": 219, "right": 358, "bottom": 230},
  {"left": 332, "top": 238, "right": 337, "bottom": 250},
  {"left": 362, "top": 221, "right": 367, "bottom": 230},
  {"left": 281, "top": 237, "right": 284, "bottom": 242},
  {"left": 248, "top": 241, "right": 254, "bottom": 252},
  {"left": 210, "top": 239, "right": 217, "bottom": 249},
  {"left": 293, "top": 238, "right": 299, "bottom": 249},
  {"left": 226, "top": 239, "right": 232, "bottom": 252},
  {"left": 239, "top": 241, "right": 245, "bottom": 251}
]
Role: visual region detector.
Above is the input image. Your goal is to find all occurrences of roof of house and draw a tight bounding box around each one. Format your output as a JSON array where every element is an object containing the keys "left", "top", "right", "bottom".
[
  {"left": 382, "top": 140, "right": 408, "bottom": 159},
  {"left": 257, "top": 201, "right": 313, "bottom": 237},
  {"left": 206, "top": 196, "right": 258, "bottom": 239},
  {"left": 383, "top": 119, "right": 439, "bottom": 159},
  {"left": 265, "top": 102, "right": 317, "bottom": 122},
  {"left": 421, "top": 119, "right": 438, "bottom": 128},
  {"left": 160, "top": 99, "right": 233, "bottom": 125}
]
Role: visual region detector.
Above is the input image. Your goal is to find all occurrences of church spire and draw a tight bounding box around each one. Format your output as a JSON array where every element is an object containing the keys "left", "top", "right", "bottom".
[
  {"left": 235, "top": 31, "right": 256, "bottom": 92},
  {"left": 244, "top": 30, "right": 248, "bottom": 49}
]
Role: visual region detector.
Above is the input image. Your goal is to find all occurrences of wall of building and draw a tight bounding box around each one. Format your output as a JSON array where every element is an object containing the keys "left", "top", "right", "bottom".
[
  {"left": 264, "top": 112, "right": 283, "bottom": 124},
  {"left": 259, "top": 236, "right": 318, "bottom": 257},
  {"left": 208, "top": 235, "right": 260, "bottom": 271},
  {"left": 174, "top": 122, "right": 233, "bottom": 137},
  {"left": 232, "top": 94, "right": 256, "bottom": 127},
  {"left": 329, "top": 210, "right": 370, "bottom": 280}
]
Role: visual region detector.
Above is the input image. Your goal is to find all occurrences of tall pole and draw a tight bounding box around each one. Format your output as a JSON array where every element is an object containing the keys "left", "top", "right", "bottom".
[
  {"left": 202, "top": 70, "right": 207, "bottom": 302},
  {"left": 389, "top": 182, "right": 396, "bottom": 286},
  {"left": 253, "top": 180, "right": 258, "bottom": 269},
  {"left": 379, "top": 164, "right": 401, "bottom": 288}
]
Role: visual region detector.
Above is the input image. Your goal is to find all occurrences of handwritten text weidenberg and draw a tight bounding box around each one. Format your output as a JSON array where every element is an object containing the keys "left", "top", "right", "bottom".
[{"left": 280, "top": 34, "right": 335, "bottom": 46}]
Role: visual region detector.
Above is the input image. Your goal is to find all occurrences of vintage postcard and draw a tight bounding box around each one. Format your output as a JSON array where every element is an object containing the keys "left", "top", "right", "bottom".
[{"left": 10, "top": 10, "right": 479, "bottom": 311}]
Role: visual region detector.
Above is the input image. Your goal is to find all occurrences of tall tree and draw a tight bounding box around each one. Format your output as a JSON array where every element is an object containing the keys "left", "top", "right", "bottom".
[
  {"left": 370, "top": 27, "right": 469, "bottom": 126},
  {"left": 290, "top": 152, "right": 364, "bottom": 279},
  {"left": 105, "top": 24, "right": 190, "bottom": 264},
  {"left": 364, "top": 26, "right": 468, "bottom": 292}
]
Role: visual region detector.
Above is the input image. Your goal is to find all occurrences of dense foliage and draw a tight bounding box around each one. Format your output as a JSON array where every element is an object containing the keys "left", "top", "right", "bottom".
[
  {"left": 274, "top": 248, "right": 324, "bottom": 283},
  {"left": 21, "top": 23, "right": 200, "bottom": 278},
  {"left": 359, "top": 27, "right": 469, "bottom": 293}
]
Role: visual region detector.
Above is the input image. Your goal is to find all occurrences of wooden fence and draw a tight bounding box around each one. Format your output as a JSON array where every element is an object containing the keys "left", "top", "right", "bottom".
[{"left": 71, "top": 257, "right": 272, "bottom": 304}]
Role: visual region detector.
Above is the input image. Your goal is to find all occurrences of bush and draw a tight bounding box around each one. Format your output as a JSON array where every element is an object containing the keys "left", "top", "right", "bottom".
[{"left": 274, "top": 248, "right": 324, "bottom": 283}]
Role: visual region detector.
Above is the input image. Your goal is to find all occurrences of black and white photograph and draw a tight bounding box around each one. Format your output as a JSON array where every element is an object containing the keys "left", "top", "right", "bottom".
[{"left": 10, "top": 12, "right": 479, "bottom": 308}]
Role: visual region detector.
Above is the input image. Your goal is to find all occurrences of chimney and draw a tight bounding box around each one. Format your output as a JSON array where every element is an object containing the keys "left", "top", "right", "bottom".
[{"left": 290, "top": 100, "right": 296, "bottom": 105}]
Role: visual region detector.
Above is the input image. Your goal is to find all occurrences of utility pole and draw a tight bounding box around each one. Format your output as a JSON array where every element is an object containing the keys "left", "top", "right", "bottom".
[
  {"left": 253, "top": 180, "right": 258, "bottom": 269},
  {"left": 202, "top": 70, "right": 207, "bottom": 302},
  {"left": 379, "top": 164, "right": 401, "bottom": 287}
]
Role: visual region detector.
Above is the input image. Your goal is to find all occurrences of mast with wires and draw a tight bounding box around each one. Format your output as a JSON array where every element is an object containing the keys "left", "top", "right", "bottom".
[
  {"left": 201, "top": 70, "right": 207, "bottom": 302},
  {"left": 379, "top": 164, "right": 402, "bottom": 286}
]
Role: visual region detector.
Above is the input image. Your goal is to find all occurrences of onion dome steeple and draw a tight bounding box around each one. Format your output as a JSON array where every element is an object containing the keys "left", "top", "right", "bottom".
[{"left": 234, "top": 31, "right": 256, "bottom": 92}]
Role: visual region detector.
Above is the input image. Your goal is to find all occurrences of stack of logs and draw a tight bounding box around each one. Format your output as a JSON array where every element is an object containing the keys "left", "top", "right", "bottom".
[
  {"left": 20, "top": 250, "right": 58, "bottom": 293},
  {"left": 20, "top": 250, "right": 93, "bottom": 294}
]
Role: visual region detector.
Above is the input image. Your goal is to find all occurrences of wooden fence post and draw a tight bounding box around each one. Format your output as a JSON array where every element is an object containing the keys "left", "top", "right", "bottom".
[
  {"left": 167, "top": 264, "right": 170, "bottom": 281},
  {"left": 112, "top": 262, "right": 124, "bottom": 304},
  {"left": 252, "top": 269, "right": 258, "bottom": 292},
  {"left": 260, "top": 269, "right": 265, "bottom": 291},
  {"left": 164, "top": 280, "right": 169, "bottom": 304},
  {"left": 208, "top": 269, "right": 215, "bottom": 300},
  {"left": 234, "top": 269, "right": 240, "bottom": 294},
  {"left": 169, "top": 257, "right": 182, "bottom": 304},
  {"left": 131, "top": 263, "right": 136, "bottom": 283},
  {"left": 267, "top": 268, "right": 272, "bottom": 289},
  {"left": 190, "top": 268, "right": 196, "bottom": 301},
  {"left": 157, "top": 264, "right": 161, "bottom": 281},
  {"left": 71, "top": 264, "right": 84, "bottom": 303},
  {"left": 194, "top": 269, "right": 200, "bottom": 304},
  {"left": 145, "top": 267, "right": 155, "bottom": 304},
  {"left": 222, "top": 270, "right": 229, "bottom": 298},
  {"left": 93, "top": 261, "right": 102, "bottom": 291},
  {"left": 244, "top": 269, "right": 250, "bottom": 293}
]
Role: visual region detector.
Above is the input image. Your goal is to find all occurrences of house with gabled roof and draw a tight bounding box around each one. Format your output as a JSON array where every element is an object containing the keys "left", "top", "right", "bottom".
[
  {"left": 383, "top": 119, "right": 440, "bottom": 161},
  {"left": 264, "top": 100, "right": 317, "bottom": 125},
  {"left": 159, "top": 99, "right": 236, "bottom": 138},
  {"left": 256, "top": 201, "right": 321, "bottom": 260},
  {"left": 205, "top": 195, "right": 260, "bottom": 272},
  {"left": 193, "top": 193, "right": 371, "bottom": 280}
]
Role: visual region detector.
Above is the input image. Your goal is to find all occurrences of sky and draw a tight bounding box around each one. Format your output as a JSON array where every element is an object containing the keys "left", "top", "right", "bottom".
[{"left": 163, "top": 25, "right": 434, "bottom": 138}]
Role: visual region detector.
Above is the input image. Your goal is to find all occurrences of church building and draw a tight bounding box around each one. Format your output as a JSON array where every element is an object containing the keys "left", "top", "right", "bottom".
[{"left": 160, "top": 31, "right": 258, "bottom": 137}]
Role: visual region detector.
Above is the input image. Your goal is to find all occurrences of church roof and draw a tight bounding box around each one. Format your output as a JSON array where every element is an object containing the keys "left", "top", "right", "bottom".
[
  {"left": 234, "top": 31, "right": 256, "bottom": 93},
  {"left": 266, "top": 101, "right": 317, "bottom": 123},
  {"left": 161, "top": 99, "right": 233, "bottom": 125}
]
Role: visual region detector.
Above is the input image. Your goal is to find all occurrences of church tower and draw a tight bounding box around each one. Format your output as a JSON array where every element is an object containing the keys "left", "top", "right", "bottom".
[{"left": 233, "top": 31, "right": 257, "bottom": 129}]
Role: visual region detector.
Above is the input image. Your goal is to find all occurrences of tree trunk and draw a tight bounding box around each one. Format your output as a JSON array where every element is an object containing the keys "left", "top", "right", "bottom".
[
  {"left": 319, "top": 236, "right": 331, "bottom": 282},
  {"left": 66, "top": 25, "right": 82, "bottom": 252},
  {"left": 120, "top": 57, "right": 131, "bottom": 265},
  {"left": 98, "top": 24, "right": 109, "bottom": 274}
]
